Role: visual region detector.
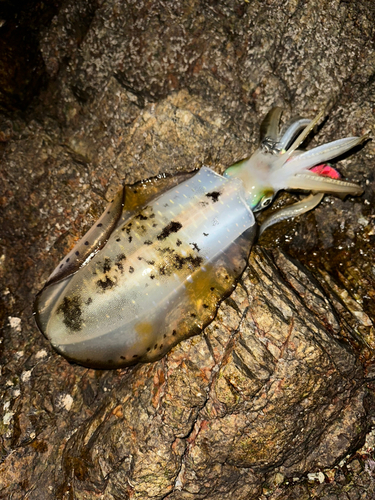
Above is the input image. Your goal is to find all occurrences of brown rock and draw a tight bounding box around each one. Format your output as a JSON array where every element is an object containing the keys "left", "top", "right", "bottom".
[{"left": 1, "top": 0, "right": 375, "bottom": 498}]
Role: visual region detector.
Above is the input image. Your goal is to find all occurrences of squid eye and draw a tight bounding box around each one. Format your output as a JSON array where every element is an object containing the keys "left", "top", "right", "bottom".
[
  {"left": 252, "top": 191, "right": 275, "bottom": 212},
  {"left": 260, "top": 194, "right": 274, "bottom": 209}
]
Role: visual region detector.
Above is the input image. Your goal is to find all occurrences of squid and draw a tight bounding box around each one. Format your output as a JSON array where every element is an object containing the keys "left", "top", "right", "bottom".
[{"left": 34, "top": 107, "right": 367, "bottom": 368}]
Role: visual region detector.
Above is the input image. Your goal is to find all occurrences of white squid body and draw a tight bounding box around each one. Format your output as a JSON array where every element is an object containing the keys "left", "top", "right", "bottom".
[{"left": 35, "top": 108, "right": 367, "bottom": 368}]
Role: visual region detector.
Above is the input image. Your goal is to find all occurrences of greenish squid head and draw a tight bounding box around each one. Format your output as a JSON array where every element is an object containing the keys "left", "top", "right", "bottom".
[{"left": 224, "top": 107, "right": 366, "bottom": 216}]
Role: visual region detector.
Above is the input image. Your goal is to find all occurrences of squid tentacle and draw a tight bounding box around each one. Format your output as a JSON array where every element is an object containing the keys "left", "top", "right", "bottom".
[
  {"left": 259, "top": 193, "right": 324, "bottom": 236},
  {"left": 278, "top": 118, "right": 312, "bottom": 150}
]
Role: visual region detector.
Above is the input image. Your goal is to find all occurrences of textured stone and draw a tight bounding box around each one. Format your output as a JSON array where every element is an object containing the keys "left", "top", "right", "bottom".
[{"left": 1, "top": 0, "right": 375, "bottom": 499}]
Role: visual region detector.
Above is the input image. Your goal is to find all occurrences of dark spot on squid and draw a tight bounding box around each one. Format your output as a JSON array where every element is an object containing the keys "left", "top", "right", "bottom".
[
  {"left": 136, "top": 213, "right": 148, "bottom": 220},
  {"left": 152, "top": 223, "right": 158, "bottom": 228},
  {"left": 122, "top": 223, "right": 132, "bottom": 234},
  {"left": 85, "top": 241, "right": 89, "bottom": 246},
  {"left": 86, "top": 297, "right": 92, "bottom": 305},
  {"left": 146, "top": 259, "right": 155, "bottom": 265},
  {"left": 203, "top": 233, "right": 209, "bottom": 237},
  {"left": 159, "top": 344, "right": 163, "bottom": 350},
  {"left": 120, "top": 356, "right": 126, "bottom": 360},
  {"left": 144, "top": 240, "right": 152, "bottom": 245},
  {"left": 156, "top": 251, "right": 202, "bottom": 276},
  {"left": 66, "top": 258, "right": 70, "bottom": 263},
  {"left": 59, "top": 264, "right": 63, "bottom": 269},
  {"left": 129, "top": 266, "right": 134, "bottom": 273},
  {"left": 163, "top": 334, "right": 167, "bottom": 338},
  {"left": 190, "top": 242, "right": 200, "bottom": 252},
  {"left": 159, "top": 246, "right": 175, "bottom": 255},
  {"left": 97, "top": 223, "right": 103, "bottom": 227},
  {"left": 102, "top": 258, "right": 112, "bottom": 273},
  {"left": 174, "top": 254, "right": 203, "bottom": 271},
  {"left": 115, "top": 253, "right": 126, "bottom": 272},
  {"left": 157, "top": 221, "right": 182, "bottom": 241},
  {"left": 137, "top": 256, "right": 142, "bottom": 261},
  {"left": 107, "top": 211, "right": 111, "bottom": 215},
  {"left": 150, "top": 274, "right": 155, "bottom": 279},
  {"left": 133, "top": 354, "right": 138, "bottom": 358},
  {"left": 210, "top": 287, "right": 215, "bottom": 291},
  {"left": 96, "top": 276, "right": 115, "bottom": 290},
  {"left": 57, "top": 295, "right": 83, "bottom": 332},
  {"left": 172, "top": 330, "right": 177, "bottom": 336},
  {"left": 203, "top": 304, "right": 209, "bottom": 309},
  {"left": 150, "top": 213, "right": 155, "bottom": 219},
  {"left": 116, "top": 238, "right": 121, "bottom": 242},
  {"left": 206, "top": 191, "right": 221, "bottom": 202},
  {"left": 147, "top": 347, "right": 151, "bottom": 352},
  {"left": 75, "top": 251, "right": 80, "bottom": 256},
  {"left": 154, "top": 344, "right": 158, "bottom": 349},
  {"left": 191, "top": 313, "right": 196, "bottom": 318},
  {"left": 128, "top": 236, "right": 133, "bottom": 243},
  {"left": 176, "top": 239, "right": 182, "bottom": 247}
]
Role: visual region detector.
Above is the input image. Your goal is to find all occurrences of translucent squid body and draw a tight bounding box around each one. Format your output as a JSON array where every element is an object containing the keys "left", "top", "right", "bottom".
[{"left": 35, "top": 108, "right": 367, "bottom": 368}]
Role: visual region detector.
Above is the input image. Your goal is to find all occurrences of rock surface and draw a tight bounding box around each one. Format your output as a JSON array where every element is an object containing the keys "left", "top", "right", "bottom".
[{"left": 0, "top": 0, "right": 375, "bottom": 499}]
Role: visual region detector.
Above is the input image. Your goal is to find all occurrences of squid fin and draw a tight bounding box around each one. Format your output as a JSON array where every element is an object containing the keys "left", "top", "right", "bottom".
[
  {"left": 45, "top": 188, "right": 125, "bottom": 287},
  {"left": 43, "top": 171, "right": 197, "bottom": 288}
]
